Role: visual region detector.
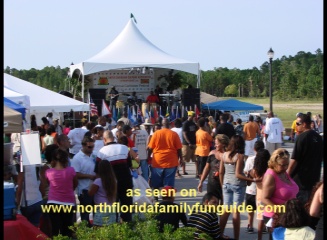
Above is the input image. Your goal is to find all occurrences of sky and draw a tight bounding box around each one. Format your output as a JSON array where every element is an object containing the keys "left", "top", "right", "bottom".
[{"left": 4, "top": 0, "right": 323, "bottom": 71}]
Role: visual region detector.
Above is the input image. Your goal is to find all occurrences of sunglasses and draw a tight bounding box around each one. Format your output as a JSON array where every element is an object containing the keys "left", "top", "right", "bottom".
[
  {"left": 296, "top": 122, "right": 302, "bottom": 126},
  {"left": 86, "top": 145, "right": 94, "bottom": 149},
  {"left": 277, "top": 150, "right": 290, "bottom": 158}
]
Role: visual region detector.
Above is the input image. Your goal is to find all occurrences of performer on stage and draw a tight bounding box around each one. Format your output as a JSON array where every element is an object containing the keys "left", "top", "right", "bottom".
[
  {"left": 108, "top": 86, "right": 119, "bottom": 111},
  {"left": 146, "top": 90, "right": 159, "bottom": 105}
]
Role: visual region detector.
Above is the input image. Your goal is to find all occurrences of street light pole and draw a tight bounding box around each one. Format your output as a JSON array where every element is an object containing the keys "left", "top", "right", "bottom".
[{"left": 267, "top": 48, "right": 274, "bottom": 112}]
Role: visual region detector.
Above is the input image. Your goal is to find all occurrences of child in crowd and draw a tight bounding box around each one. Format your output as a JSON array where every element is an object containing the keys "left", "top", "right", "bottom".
[
  {"left": 155, "top": 186, "right": 187, "bottom": 232},
  {"left": 39, "top": 144, "right": 59, "bottom": 238},
  {"left": 88, "top": 160, "right": 117, "bottom": 226},
  {"left": 46, "top": 149, "right": 77, "bottom": 238},
  {"left": 243, "top": 140, "right": 265, "bottom": 234},
  {"left": 250, "top": 149, "right": 271, "bottom": 240}
]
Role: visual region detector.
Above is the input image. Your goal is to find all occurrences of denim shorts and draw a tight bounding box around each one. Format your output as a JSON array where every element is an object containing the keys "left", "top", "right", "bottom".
[
  {"left": 93, "top": 211, "right": 117, "bottom": 226},
  {"left": 151, "top": 167, "right": 177, "bottom": 189},
  {"left": 222, "top": 183, "right": 246, "bottom": 206}
]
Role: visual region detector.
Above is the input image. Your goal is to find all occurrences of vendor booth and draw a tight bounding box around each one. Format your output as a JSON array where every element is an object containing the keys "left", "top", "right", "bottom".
[
  {"left": 202, "top": 98, "right": 264, "bottom": 122},
  {"left": 202, "top": 98, "right": 264, "bottom": 111},
  {"left": 4, "top": 97, "right": 26, "bottom": 119},
  {"left": 4, "top": 106, "right": 23, "bottom": 134}
]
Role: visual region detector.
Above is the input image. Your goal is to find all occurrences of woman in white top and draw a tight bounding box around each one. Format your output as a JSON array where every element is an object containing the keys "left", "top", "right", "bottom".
[{"left": 171, "top": 118, "right": 183, "bottom": 177}]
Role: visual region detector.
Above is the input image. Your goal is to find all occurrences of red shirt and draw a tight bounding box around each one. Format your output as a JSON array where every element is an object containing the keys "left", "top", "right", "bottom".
[
  {"left": 146, "top": 95, "right": 159, "bottom": 103},
  {"left": 127, "top": 137, "right": 135, "bottom": 148}
]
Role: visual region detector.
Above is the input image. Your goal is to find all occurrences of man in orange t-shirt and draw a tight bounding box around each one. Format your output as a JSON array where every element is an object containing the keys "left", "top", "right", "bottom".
[
  {"left": 195, "top": 118, "right": 213, "bottom": 178},
  {"left": 148, "top": 118, "right": 183, "bottom": 189},
  {"left": 243, "top": 115, "right": 260, "bottom": 160}
]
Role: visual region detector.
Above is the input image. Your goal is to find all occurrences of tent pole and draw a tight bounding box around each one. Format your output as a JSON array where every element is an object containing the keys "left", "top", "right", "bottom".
[
  {"left": 81, "top": 74, "right": 85, "bottom": 102},
  {"left": 197, "top": 64, "right": 200, "bottom": 88}
]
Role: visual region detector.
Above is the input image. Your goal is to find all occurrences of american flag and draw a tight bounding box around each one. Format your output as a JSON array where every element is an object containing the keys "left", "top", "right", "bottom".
[{"left": 90, "top": 97, "right": 98, "bottom": 116}]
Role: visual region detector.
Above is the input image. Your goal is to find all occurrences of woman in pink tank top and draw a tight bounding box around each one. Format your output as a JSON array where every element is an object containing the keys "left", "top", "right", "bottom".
[{"left": 262, "top": 148, "right": 299, "bottom": 240}]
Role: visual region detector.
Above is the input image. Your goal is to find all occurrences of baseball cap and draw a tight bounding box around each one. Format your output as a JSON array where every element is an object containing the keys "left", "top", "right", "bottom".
[
  {"left": 161, "top": 186, "right": 177, "bottom": 198},
  {"left": 187, "top": 111, "right": 195, "bottom": 116}
]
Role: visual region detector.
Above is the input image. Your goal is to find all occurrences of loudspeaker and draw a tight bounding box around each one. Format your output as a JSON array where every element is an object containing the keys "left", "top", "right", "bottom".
[
  {"left": 182, "top": 88, "right": 201, "bottom": 110},
  {"left": 182, "top": 88, "right": 201, "bottom": 98},
  {"left": 89, "top": 88, "right": 107, "bottom": 116}
]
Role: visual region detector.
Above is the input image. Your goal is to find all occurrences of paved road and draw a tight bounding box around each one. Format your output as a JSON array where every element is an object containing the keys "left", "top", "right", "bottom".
[{"left": 173, "top": 142, "right": 296, "bottom": 240}]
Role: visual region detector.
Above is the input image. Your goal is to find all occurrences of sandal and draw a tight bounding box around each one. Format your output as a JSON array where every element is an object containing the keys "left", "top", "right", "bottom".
[
  {"left": 220, "top": 234, "right": 234, "bottom": 240},
  {"left": 182, "top": 172, "right": 189, "bottom": 175}
]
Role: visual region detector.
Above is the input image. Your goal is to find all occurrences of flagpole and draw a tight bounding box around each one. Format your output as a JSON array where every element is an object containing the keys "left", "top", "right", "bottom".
[{"left": 88, "top": 92, "right": 91, "bottom": 122}]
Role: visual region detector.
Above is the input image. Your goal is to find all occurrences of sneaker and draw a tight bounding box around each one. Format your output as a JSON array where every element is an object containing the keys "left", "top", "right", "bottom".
[{"left": 245, "top": 225, "right": 254, "bottom": 233}]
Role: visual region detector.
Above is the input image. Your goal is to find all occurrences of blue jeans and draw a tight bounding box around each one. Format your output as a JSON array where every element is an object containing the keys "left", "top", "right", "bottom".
[
  {"left": 151, "top": 167, "right": 177, "bottom": 189},
  {"left": 78, "top": 189, "right": 94, "bottom": 226},
  {"left": 20, "top": 200, "right": 43, "bottom": 227},
  {"left": 140, "top": 159, "right": 149, "bottom": 181},
  {"left": 222, "top": 183, "right": 246, "bottom": 206}
]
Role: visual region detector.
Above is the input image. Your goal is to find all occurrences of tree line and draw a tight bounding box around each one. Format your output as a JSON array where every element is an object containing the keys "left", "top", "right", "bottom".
[{"left": 4, "top": 49, "right": 323, "bottom": 100}]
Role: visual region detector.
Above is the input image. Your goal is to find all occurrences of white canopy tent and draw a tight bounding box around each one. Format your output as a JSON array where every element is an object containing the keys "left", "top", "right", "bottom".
[
  {"left": 4, "top": 86, "right": 30, "bottom": 110},
  {"left": 69, "top": 17, "right": 200, "bottom": 100},
  {"left": 4, "top": 73, "right": 90, "bottom": 125}
]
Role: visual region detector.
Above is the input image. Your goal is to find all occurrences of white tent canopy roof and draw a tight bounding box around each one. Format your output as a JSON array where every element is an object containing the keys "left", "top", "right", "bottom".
[
  {"left": 4, "top": 73, "right": 90, "bottom": 113},
  {"left": 69, "top": 18, "right": 200, "bottom": 76},
  {"left": 200, "top": 92, "right": 219, "bottom": 104},
  {"left": 4, "top": 86, "right": 30, "bottom": 110}
]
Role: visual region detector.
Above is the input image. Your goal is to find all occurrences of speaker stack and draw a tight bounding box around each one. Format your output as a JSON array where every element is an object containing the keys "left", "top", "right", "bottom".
[
  {"left": 182, "top": 88, "right": 201, "bottom": 111},
  {"left": 88, "top": 88, "right": 107, "bottom": 116}
]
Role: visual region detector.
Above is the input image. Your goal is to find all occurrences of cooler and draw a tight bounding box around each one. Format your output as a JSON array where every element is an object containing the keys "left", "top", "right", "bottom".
[{"left": 4, "top": 182, "right": 16, "bottom": 220}]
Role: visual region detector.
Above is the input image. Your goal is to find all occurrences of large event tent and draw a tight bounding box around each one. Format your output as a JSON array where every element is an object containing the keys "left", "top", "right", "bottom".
[
  {"left": 4, "top": 73, "right": 90, "bottom": 113},
  {"left": 69, "top": 16, "right": 200, "bottom": 99}
]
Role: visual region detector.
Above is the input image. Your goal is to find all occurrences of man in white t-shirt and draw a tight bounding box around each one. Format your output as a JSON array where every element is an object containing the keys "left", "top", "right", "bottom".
[
  {"left": 71, "top": 136, "right": 96, "bottom": 226},
  {"left": 171, "top": 118, "right": 183, "bottom": 177},
  {"left": 264, "top": 111, "right": 284, "bottom": 155},
  {"left": 111, "top": 121, "right": 124, "bottom": 142},
  {"left": 67, "top": 122, "right": 88, "bottom": 158}
]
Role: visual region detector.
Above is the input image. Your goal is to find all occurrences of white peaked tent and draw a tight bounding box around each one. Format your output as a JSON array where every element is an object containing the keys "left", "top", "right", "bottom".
[
  {"left": 4, "top": 86, "right": 30, "bottom": 110},
  {"left": 4, "top": 73, "right": 90, "bottom": 113},
  {"left": 69, "top": 17, "right": 200, "bottom": 99}
]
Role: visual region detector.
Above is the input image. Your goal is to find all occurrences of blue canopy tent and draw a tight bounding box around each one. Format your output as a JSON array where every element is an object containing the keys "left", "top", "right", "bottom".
[
  {"left": 4, "top": 97, "right": 26, "bottom": 119},
  {"left": 202, "top": 98, "right": 263, "bottom": 111}
]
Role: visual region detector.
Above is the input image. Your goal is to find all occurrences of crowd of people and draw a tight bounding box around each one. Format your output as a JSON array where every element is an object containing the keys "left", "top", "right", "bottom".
[{"left": 4, "top": 110, "right": 323, "bottom": 240}]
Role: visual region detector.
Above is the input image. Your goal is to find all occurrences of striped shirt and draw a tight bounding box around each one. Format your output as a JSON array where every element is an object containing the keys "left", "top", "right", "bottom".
[{"left": 187, "top": 212, "right": 221, "bottom": 239}]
